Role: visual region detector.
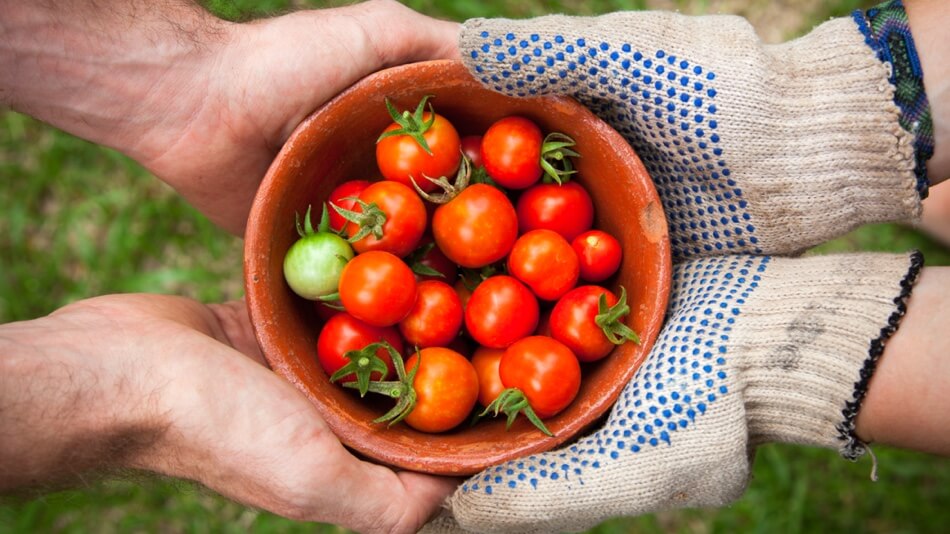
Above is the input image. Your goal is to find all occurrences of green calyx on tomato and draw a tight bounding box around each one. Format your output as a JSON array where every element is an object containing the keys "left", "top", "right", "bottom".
[
  {"left": 377, "top": 95, "right": 438, "bottom": 155},
  {"left": 329, "top": 341, "right": 393, "bottom": 397},
  {"left": 470, "top": 164, "right": 498, "bottom": 188},
  {"left": 540, "top": 132, "right": 580, "bottom": 185},
  {"left": 341, "top": 343, "right": 419, "bottom": 427},
  {"left": 411, "top": 153, "right": 472, "bottom": 204},
  {"left": 406, "top": 241, "right": 445, "bottom": 279},
  {"left": 595, "top": 286, "right": 641, "bottom": 345},
  {"left": 330, "top": 197, "right": 387, "bottom": 243},
  {"left": 297, "top": 202, "right": 329, "bottom": 236},
  {"left": 480, "top": 387, "right": 553, "bottom": 437}
]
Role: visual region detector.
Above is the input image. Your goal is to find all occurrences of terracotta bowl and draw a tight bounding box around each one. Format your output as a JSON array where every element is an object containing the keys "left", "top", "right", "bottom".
[{"left": 244, "top": 60, "right": 671, "bottom": 476}]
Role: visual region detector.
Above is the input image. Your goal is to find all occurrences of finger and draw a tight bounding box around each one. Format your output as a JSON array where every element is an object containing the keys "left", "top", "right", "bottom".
[
  {"left": 397, "top": 470, "right": 461, "bottom": 526},
  {"left": 345, "top": 0, "right": 462, "bottom": 67},
  {"left": 316, "top": 453, "right": 458, "bottom": 533}
]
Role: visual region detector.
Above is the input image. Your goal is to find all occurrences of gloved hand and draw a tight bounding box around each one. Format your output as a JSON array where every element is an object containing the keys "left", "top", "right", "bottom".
[
  {"left": 460, "top": 6, "right": 927, "bottom": 260},
  {"left": 428, "top": 251, "right": 921, "bottom": 533},
  {"left": 423, "top": 4, "right": 932, "bottom": 532}
]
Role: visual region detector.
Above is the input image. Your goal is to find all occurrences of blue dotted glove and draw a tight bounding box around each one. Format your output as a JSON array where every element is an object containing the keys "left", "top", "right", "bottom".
[
  {"left": 420, "top": 8, "right": 931, "bottom": 533},
  {"left": 460, "top": 11, "right": 923, "bottom": 260},
  {"left": 428, "top": 252, "right": 921, "bottom": 533}
]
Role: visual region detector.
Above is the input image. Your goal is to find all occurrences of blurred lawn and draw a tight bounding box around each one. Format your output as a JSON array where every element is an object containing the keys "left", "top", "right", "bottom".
[{"left": 2, "top": 0, "right": 949, "bottom": 533}]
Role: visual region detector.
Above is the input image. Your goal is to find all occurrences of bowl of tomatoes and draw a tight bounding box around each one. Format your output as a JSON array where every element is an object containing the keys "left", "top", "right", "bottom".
[{"left": 244, "top": 60, "right": 671, "bottom": 475}]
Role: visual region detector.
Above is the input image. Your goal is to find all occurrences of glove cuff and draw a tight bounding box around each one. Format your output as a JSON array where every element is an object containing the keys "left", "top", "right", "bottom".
[{"left": 737, "top": 251, "right": 923, "bottom": 457}]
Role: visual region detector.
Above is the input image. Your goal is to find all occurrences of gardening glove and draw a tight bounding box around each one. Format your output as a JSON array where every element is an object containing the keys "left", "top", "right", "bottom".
[
  {"left": 459, "top": 2, "right": 933, "bottom": 261},
  {"left": 428, "top": 251, "right": 923, "bottom": 533},
  {"left": 421, "top": 3, "right": 936, "bottom": 532}
]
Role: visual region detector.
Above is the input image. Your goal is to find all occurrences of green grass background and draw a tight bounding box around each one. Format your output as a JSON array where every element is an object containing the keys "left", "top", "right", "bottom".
[{"left": 2, "top": 0, "right": 949, "bottom": 532}]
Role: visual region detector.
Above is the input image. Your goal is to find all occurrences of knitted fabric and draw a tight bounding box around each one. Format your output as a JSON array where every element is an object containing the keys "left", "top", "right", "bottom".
[
  {"left": 426, "top": 252, "right": 922, "bottom": 534},
  {"left": 853, "top": 0, "right": 934, "bottom": 198},
  {"left": 460, "top": 12, "right": 922, "bottom": 261}
]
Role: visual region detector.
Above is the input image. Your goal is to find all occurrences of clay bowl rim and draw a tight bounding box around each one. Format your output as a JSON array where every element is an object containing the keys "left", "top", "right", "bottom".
[{"left": 244, "top": 59, "right": 672, "bottom": 476}]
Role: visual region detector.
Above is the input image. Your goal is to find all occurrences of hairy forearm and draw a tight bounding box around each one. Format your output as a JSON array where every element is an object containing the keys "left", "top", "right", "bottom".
[
  {"left": 0, "top": 307, "right": 166, "bottom": 492},
  {"left": 0, "top": 0, "right": 227, "bottom": 159}
]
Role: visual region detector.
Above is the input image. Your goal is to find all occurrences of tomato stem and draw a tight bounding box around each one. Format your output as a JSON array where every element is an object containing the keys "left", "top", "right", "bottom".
[
  {"left": 406, "top": 242, "right": 445, "bottom": 279},
  {"left": 329, "top": 198, "right": 388, "bottom": 243},
  {"left": 540, "top": 132, "right": 580, "bottom": 185},
  {"left": 342, "top": 344, "right": 419, "bottom": 427},
  {"left": 595, "top": 286, "right": 641, "bottom": 345},
  {"left": 295, "top": 203, "right": 333, "bottom": 237},
  {"left": 458, "top": 264, "right": 501, "bottom": 291},
  {"left": 315, "top": 291, "right": 341, "bottom": 303},
  {"left": 330, "top": 341, "right": 393, "bottom": 397},
  {"left": 410, "top": 153, "right": 472, "bottom": 204},
  {"left": 480, "top": 387, "right": 553, "bottom": 437},
  {"left": 377, "top": 96, "right": 437, "bottom": 155}
]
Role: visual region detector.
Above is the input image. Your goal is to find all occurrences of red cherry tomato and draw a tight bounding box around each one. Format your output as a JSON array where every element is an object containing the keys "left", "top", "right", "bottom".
[
  {"left": 316, "top": 312, "right": 403, "bottom": 382},
  {"left": 376, "top": 107, "right": 461, "bottom": 193},
  {"left": 465, "top": 275, "right": 539, "bottom": 349},
  {"left": 471, "top": 346, "right": 506, "bottom": 408},
  {"left": 500, "top": 335, "right": 581, "bottom": 419},
  {"left": 327, "top": 180, "right": 371, "bottom": 232},
  {"left": 404, "top": 347, "right": 479, "bottom": 433},
  {"left": 338, "top": 251, "right": 417, "bottom": 327},
  {"left": 516, "top": 181, "right": 594, "bottom": 242},
  {"left": 398, "top": 280, "right": 463, "bottom": 348},
  {"left": 507, "top": 229, "right": 580, "bottom": 301},
  {"left": 432, "top": 183, "right": 518, "bottom": 268},
  {"left": 481, "top": 116, "right": 543, "bottom": 189},
  {"left": 343, "top": 180, "right": 427, "bottom": 257},
  {"left": 550, "top": 285, "right": 631, "bottom": 362},
  {"left": 572, "top": 229, "right": 623, "bottom": 282}
]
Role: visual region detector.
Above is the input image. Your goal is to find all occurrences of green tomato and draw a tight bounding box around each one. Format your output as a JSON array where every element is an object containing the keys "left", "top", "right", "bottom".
[{"left": 283, "top": 204, "right": 355, "bottom": 300}]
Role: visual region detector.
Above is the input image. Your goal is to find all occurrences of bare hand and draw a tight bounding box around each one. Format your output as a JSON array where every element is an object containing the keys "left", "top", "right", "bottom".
[{"left": 0, "top": 294, "right": 456, "bottom": 533}]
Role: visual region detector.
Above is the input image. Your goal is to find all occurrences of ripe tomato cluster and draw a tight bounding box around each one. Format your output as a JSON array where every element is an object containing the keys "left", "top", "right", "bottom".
[{"left": 282, "top": 96, "right": 639, "bottom": 435}]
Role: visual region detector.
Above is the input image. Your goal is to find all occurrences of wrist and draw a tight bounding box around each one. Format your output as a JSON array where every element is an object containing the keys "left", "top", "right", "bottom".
[{"left": 904, "top": 0, "right": 950, "bottom": 184}]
